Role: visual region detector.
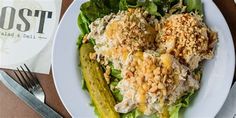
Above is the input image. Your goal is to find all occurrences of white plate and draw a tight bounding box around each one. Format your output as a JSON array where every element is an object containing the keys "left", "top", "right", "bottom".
[{"left": 52, "top": 0, "right": 235, "bottom": 118}]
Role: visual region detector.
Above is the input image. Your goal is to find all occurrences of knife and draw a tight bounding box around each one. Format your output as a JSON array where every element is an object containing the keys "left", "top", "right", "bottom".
[{"left": 0, "top": 70, "right": 63, "bottom": 118}]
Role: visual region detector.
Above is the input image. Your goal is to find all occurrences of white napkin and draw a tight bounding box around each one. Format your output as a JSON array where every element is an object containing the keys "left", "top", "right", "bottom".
[
  {"left": 216, "top": 82, "right": 236, "bottom": 118},
  {"left": 0, "top": 0, "right": 62, "bottom": 74}
]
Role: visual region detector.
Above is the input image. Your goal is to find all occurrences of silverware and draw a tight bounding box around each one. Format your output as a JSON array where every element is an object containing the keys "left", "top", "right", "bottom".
[
  {"left": 0, "top": 70, "right": 62, "bottom": 118},
  {"left": 14, "top": 64, "right": 45, "bottom": 102}
]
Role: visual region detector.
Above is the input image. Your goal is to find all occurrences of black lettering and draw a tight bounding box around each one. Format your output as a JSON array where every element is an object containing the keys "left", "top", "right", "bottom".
[
  {"left": 34, "top": 10, "right": 52, "bottom": 34},
  {"left": 0, "top": 6, "right": 16, "bottom": 30},
  {"left": 17, "top": 8, "right": 32, "bottom": 32}
]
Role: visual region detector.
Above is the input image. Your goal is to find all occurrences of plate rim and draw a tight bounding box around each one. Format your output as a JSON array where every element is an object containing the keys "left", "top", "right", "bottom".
[
  {"left": 52, "top": 0, "right": 77, "bottom": 116},
  {"left": 52, "top": 0, "right": 236, "bottom": 117}
]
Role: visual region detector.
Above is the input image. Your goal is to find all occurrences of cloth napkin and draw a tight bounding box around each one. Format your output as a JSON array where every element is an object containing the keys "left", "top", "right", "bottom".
[
  {"left": 216, "top": 82, "right": 236, "bottom": 118},
  {"left": 0, "top": 0, "right": 62, "bottom": 74}
]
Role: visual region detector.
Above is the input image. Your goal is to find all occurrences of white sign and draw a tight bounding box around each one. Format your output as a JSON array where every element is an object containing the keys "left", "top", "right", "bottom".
[{"left": 0, "top": 0, "right": 62, "bottom": 74}]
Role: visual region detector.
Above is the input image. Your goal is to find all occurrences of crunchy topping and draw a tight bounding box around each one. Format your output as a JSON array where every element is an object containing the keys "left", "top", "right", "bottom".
[
  {"left": 158, "top": 13, "right": 217, "bottom": 69},
  {"left": 89, "top": 52, "right": 97, "bottom": 60},
  {"left": 88, "top": 8, "right": 158, "bottom": 70},
  {"left": 105, "top": 8, "right": 157, "bottom": 51},
  {"left": 82, "top": 34, "right": 89, "bottom": 43},
  {"left": 116, "top": 52, "right": 199, "bottom": 115},
  {"left": 104, "top": 66, "right": 111, "bottom": 84}
]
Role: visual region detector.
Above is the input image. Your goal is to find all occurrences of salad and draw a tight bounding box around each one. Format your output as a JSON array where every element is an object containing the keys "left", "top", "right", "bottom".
[{"left": 77, "top": 0, "right": 217, "bottom": 118}]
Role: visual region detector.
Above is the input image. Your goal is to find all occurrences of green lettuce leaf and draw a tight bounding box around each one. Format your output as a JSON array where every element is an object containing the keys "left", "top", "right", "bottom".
[
  {"left": 119, "top": 0, "right": 146, "bottom": 9},
  {"left": 77, "top": 34, "right": 84, "bottom": 49},
  {"left": 110, "top": 81, "right": 123, "bottom": 102},
  {"left": 184, "top": 0, "right": 203, "bottom": 14},
  {"left": 169, "top": 103, "right": 182, "bottom": 118},
  {"left": 81, "top": 77, "right": 88, "bottom": 90},
  {"left": 145, "top": 1, "right": 162, "bottom": 16},
  {"left": 112, "top": 89, "right": 123, "bottom": 102},
  {"left": 149, "top": 114, "right": 160, "bottom": 118},
  {"left": 119, "top": 0, "right": 129, "bottom": 10},
  {"left": 90, "top": 101, "right": 100, "bottom": 118},
  {"left": 111, "top": 68, "right": 122, "bottom": 80},
  {"left": 77, "top": 12, "right": 90, "bottom": 35},
  {"left": 118, "top": 0, "right": 185, "bottom": 17},
  {"left": 89, "top": 38, "right": 96, "bottom": 46},
  {"left": 121, "top": 109, "right": 143, "bottom": 118},
  {"left": 80, "top": 1, "right": 112, "bottom": 22},
  {"left": 121, "top": 109, "right": 160, "bottom": 118},
  {"left": 109, "top": 63, "right": 123, "bottom": 80},
  {"left": 80, "top": 0, "right": 121, "bottom": 22},
  {"left": 168, "top": 90, "right": 195, "bottom": 118},
  {"left": 77, "top": 12, "right": 90, "bottom": 48},
  {"left": 108, "top": 0, "right": 121, "bottom": 12}
]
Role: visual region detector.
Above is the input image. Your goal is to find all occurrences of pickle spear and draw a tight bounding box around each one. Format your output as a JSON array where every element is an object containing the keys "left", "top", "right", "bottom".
[{"left": 80, "top": 43, "right": 120, "bottom": 118}]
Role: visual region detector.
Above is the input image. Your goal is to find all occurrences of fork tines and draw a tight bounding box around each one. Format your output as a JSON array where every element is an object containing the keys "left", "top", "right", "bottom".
[{"left": 14, "top": 64, "right": 39, "bottom": 92}]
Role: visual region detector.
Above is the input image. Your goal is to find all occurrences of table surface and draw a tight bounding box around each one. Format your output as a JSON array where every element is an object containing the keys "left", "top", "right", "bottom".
[{"left": 0, "top": 0, "right": 235, "bottom": 118}]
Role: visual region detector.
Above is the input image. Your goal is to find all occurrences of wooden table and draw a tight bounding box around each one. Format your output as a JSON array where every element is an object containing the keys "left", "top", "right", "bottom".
[{"left": 0, "top": 0, "right": 235, "bottom": 118}]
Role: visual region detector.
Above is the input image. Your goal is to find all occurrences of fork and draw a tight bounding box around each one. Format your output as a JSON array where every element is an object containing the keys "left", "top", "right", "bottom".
[{"left": 13, "top": 64, "right": 45, "bottom": 102}]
